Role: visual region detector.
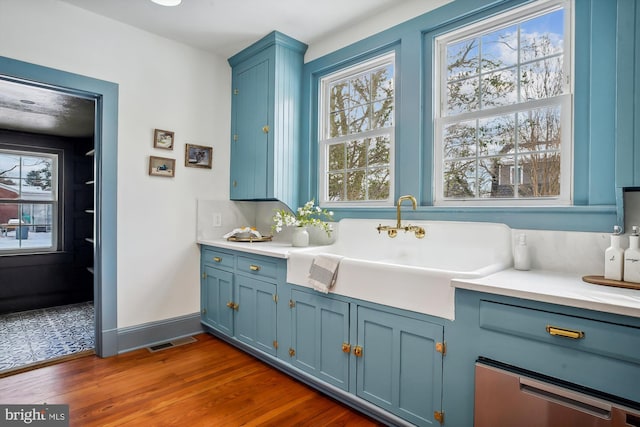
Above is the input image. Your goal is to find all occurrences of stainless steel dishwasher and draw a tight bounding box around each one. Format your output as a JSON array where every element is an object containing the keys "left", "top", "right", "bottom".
[{"left": 474, "top": 359, "right": 640, "bottom": 427}]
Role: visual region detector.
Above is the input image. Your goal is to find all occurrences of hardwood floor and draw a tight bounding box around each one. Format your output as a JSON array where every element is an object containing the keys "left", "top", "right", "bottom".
[{"left": 0, "top": 333, "right": 384, "bottom": 426}]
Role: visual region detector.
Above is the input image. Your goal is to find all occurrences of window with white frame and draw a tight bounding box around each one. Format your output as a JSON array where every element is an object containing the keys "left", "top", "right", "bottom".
[
  {"left": 319, "top": 53, "right": 395, "bottom": 206},
  {"left": 0, "top": 149, "right": 58, "bottom": 252},
  {"left": 434, "top": 0, "right": 572, "bottom": 204}
]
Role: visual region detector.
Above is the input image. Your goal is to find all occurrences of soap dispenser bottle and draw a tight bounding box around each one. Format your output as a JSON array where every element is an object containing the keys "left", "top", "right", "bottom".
[
  {"left": 624, "top": 226, "right": 640, "bottom": 283},
  {"left": 604, "top": 225, "right": 624, "bottom": 281},
  {"left": 513, "top": 233, "right": 531, "bottom": 271}
]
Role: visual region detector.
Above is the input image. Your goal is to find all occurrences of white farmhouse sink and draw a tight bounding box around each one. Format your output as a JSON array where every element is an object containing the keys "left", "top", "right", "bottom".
[{"left": 287, "top": 219, "right": 513, "bottom": 320}]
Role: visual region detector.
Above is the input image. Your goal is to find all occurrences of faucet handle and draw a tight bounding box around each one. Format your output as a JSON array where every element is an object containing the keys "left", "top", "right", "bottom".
[
  {"left": 376, "top": 224, "right": 398, "bottom": 238},
  {"left": 405, "top": 224, "right": 426, "bottom": 239}
]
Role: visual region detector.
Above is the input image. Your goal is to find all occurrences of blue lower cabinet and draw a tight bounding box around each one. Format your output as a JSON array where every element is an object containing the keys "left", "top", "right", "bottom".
[
  {"left": 289, "top": 289, "right": 350, "bottom": 390},
  {"left": 356, "top": 306, "right": 444, "bottom": 426},
  {"left": 201, "top": 246, "right": 445, "bottom": 425},
  {"left": 201, "top": 265, "right": 234, "bottom": 336},
  {"left": 444, "top": 289, "right": 640, "bottom": 427},
  {"left": 287, "top": 287, "right": 444, "bottom": 426},
  {"left": 235, "top": 275, "right": 277, "bottom": 356},
  {"left": 200, "top": 246, "right": 283, "bottom": 356}
]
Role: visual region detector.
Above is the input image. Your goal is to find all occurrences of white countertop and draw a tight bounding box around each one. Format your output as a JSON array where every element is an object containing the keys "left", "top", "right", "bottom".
[
  {"left": 197, "top": 238, "right": 299, "bottom": 259},
  {"left": 198, "top": 238, "right": 640, "bottom": 319},
  {"left": 452, "top": 269, "right": 640, "bottom": 319}
]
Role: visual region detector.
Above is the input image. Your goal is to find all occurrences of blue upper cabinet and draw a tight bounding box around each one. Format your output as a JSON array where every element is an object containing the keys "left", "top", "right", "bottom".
[
  {"left": 228, "top": 31, "right": 308, "bottom": 210},
  {"left": 616, "top": 0, "right": 640, "bottom": 188}
]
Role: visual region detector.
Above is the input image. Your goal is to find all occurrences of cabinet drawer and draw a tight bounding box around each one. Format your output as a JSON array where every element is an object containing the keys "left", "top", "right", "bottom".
[
  {"left": 236, "top": 255, "right": 278, "bottom": 280},
  {"left": 202, "top": 248, "right": 235, "bottom": 270},
  {"left": 479, "top": 300, "right": 640, "bottom": 365}
]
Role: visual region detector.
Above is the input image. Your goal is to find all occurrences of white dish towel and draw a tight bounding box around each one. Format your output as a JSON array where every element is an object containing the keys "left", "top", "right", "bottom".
[{"left": 308, "top": 254, "right": 343, "bottom": 294}]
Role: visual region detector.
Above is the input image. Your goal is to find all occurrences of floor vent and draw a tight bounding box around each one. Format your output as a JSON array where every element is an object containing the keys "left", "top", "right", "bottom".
[{"left": 147, "top": 336, "right": 197, "bottom": 353}]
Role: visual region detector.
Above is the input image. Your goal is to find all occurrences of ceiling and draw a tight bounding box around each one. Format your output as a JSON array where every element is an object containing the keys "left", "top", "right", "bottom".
[
  {"left": 0, "top": 79, "right": 95, "bottom": 138},
  {"left": 59, "top": 0, "right": 439, "bottom": 58},
  {"left": 1, "top": 0, "right": 446, "bottom": 139}
]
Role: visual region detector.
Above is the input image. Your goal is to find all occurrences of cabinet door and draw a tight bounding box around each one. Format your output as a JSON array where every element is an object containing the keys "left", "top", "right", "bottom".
[
  {"left": 289, "top": 290, "right": 350, "bottom": 391},
  {"left": 201, "top": 265, "right": 234, "bottom": 336},
  {"left": 235, "top": 275, "right": 277, "bottom": 356},
  {"left": 356, "top": 306, "right": 443, "bottom": 426},
  {"left": 230, "top": 58, "right": 270, "bottom": 200}
]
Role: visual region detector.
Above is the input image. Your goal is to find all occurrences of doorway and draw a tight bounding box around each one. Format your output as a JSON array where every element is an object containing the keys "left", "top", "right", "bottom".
[
  {"left": 0, "top": 99, "right": 96, "bottom": 372},
  {"left": 0, "top": 55, "right": 119, "bottom": 359}
]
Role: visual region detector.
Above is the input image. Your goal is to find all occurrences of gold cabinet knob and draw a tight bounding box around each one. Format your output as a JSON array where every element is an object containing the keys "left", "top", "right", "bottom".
[
  {"left": 249, "top": 264, "right": 261, "bottom": 271},
  {"left": 341, "top": 342, "right": 351, "bottom": 353},
  {"left": 353, "top": 345, "right": 363, "bottom": 357},
  {"left": 213, "top": 257, "right": 222, "bottom": 263},
  {"left": 262, "top": 125, "right": 270, "bottom": 133}
]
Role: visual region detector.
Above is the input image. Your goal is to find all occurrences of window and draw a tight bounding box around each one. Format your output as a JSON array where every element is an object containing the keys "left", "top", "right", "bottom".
[
  {"left": 319, "top": 53, "right": 395, "bottom": 206},
  {"left": 434, "top": 0, "right": 572, "bottom": 204},
  {"left": 0, "top": 149, "right": 58, "bottom": 252}
]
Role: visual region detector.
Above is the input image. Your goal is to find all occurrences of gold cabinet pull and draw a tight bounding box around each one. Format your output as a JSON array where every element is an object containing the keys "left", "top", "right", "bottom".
[
  {"left": 353, "top": 345, "right": 363, "bottom": 357},
  {"left": 213, "top": 257, "right": 222, "bottom": 263},
  {"left": 341, "top": 342, "right": 351, "bottom": 353},
  {"left": 262, "top": 125, "right": 270, "bottom": 134},
  {"left": 226, "top": 301, "right": 238, "bottom": 311},
  {"left": 288, "top": 348, "right": 296, "bottom": 357},
  {"left": 546, "top": 325, "right": 584, "bottom": 339},
  {"left": 249, "top": 264, "right": 261, "bottom": 271}
]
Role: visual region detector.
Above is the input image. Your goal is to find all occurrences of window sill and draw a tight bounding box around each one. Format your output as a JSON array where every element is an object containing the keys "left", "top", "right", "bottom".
[
  {"left": 328, "top": 204, "right": 616, "bottom": 232},
  {"left": 0, "top": 251, "right": 73, "bottom": 268}
]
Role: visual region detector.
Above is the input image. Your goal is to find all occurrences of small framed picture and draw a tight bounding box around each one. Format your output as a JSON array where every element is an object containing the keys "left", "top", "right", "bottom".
[
  {"left": 153, "top": 129, "right": 174, "bottom": 150},
  {"left": 185, "top": 144, "right": 213, "bottom": 169},
  {"left": 149, "top": 156, "right": 176, "bottom": 177}
]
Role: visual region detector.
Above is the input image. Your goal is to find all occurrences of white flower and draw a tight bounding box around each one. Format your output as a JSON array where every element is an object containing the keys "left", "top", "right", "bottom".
[{"left": 271, "top": 199, "right": 333, "bottom": 236}]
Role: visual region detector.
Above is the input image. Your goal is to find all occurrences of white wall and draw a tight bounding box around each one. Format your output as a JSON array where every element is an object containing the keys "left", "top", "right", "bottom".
[
  {"left": 0, "top": 0, "right": 231, "bottom": 328},
  {"left": 305, "top": 0, "right": 451, "bottom": 62}
]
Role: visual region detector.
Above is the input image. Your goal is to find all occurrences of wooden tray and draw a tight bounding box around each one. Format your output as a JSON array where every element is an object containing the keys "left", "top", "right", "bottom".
[
  {"left": 582, "top": 275, "right": 640, "bottom": 290},
  {"left": 226, "top": 235, "right": 273, "bottom": 243}
]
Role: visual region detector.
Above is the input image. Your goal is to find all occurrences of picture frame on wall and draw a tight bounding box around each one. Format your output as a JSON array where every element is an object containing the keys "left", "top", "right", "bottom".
[
  {"left": 185, "top": 143, "right": 213, "bottom": 169},
  {"left": 149, "top": 156, "right": 176, "bottom": 177},
  {"left": 153, "top": 129, "right": 174, "bottom": 150}
]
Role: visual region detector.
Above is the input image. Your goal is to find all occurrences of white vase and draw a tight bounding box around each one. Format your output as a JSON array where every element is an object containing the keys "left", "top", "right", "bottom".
[{"left": 292, "top": 226, "right": 309, "bottom": 247}]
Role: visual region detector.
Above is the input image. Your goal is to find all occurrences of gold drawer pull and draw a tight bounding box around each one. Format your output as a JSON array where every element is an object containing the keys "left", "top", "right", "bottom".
[
  {"left": 213, "top": 256, "right": 222, "bottom": 263},
  {"left": 341, "top": 342, "right": 351, "bottom": 353},
  {"left": 249, "top": 264, "right": 261, "bottom": 271},
  {"left": 226, "top": 301, "right": 238, "bottom": 310},
  {"left": 546, "top": 325, "right": 585, "bottom": 340},
  {"left": 353, "top": 345, "right": 363, "bottom": 357}
]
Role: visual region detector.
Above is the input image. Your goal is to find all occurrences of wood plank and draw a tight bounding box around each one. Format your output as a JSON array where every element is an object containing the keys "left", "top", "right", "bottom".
[{"left": 0, "top": 334, "right": 383, "bottom": 426}]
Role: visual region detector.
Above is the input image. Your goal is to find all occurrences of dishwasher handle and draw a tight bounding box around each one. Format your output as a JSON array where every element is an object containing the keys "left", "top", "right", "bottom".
[{"left": 520, "top": 376, "right": 612, "bottom": 418}]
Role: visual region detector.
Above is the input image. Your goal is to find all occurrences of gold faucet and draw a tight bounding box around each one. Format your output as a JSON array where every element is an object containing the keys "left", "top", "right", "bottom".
[{"left": 376, "top": 195, "right": 426, "bottom": 238}]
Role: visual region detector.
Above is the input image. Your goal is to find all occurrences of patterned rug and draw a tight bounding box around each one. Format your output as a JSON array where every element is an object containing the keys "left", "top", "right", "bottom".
[{"left": 0, "top": 302, "right": 94, "bottom": 373}]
